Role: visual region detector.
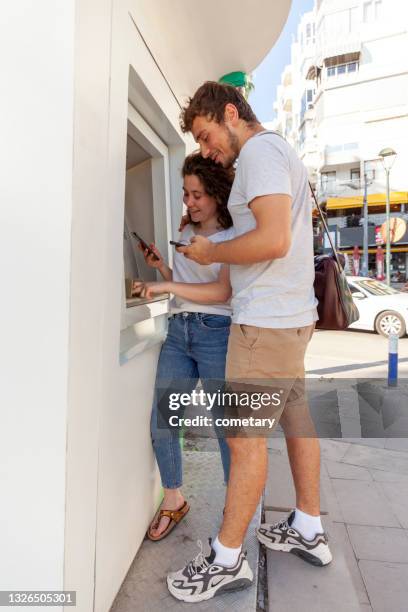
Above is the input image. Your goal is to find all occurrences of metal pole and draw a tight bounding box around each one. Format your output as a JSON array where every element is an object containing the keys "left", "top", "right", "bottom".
[
  {"left": 362, "top": 166, "right": 369, "bottom": 276},
  {"left": 385, "top": 168, "right": 391, "bottom": 285},
  {"left": 388, "top": 333, "right": 398, "bottom": 387}
]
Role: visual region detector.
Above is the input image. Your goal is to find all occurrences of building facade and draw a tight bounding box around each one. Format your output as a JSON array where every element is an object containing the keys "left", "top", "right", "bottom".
[{"left": 273, "top": 0, "right": 408, "bottom": 278}]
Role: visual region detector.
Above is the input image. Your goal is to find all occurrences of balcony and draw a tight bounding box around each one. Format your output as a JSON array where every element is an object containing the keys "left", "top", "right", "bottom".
[
  {"left": 318, "top": 178, "right": 362, "bottom": 202},
  {"left": 319, "top": 142, "right": 360, "bottom": 168},
  {"left": 316, "top": 34, "right": 361, "bottom": 66}
]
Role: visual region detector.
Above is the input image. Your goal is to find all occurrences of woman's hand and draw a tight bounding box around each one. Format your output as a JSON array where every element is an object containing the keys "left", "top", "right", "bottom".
[
  {"left": 178, "top": 214, "right": 190, "bottom": 232},
  {"left": 132, "top": 280, "right": 171, "bottom": 300},
  {"left": 138, "top": 242, "right": 164, "bottom": 269}
]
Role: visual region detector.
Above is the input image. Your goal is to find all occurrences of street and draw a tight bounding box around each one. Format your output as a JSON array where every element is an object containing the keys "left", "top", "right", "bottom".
[{"left": 306, "top": 329, "right": 408, "bottom": 378}]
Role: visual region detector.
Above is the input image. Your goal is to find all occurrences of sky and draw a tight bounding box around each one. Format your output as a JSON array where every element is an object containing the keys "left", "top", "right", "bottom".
[{"left": 249, "top": 0, "right": 315, "bottom": 123}]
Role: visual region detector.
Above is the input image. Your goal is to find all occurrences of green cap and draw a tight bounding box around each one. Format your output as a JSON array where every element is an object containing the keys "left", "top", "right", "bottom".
[{"left": 219, "top": 71, "right": 248, "bottom": 88}]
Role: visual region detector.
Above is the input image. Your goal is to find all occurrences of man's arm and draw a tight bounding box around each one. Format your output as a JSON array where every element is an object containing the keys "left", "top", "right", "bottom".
[{"left": 178, "top": 194, "right": 292, "bottom": 265}]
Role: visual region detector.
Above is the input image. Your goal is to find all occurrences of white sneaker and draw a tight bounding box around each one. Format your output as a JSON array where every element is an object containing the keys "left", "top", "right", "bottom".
[
  {"left": 257, "top": 511, "right": 333, "bottom": 566},
  {"left": 167, "top": 539, "right": 253, "bottom": 603}
]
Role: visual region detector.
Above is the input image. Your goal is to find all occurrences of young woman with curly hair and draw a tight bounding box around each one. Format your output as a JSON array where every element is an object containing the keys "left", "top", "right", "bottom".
[{"left": 134, "top": 153, "right": 235, "bottom": 541}]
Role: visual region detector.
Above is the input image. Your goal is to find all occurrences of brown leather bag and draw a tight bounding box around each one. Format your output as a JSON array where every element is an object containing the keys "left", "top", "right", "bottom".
[{"left": 310, "top": 183, "right": 360, "bottom": 330}]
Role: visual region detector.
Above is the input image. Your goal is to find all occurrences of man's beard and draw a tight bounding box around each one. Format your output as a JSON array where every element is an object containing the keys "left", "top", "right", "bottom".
[{"left": 222, "top": 125, "right": 240, "bottom": 168}]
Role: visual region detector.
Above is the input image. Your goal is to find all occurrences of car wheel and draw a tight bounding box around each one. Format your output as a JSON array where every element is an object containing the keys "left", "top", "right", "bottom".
[{"left": 375, "top": 311, "right": 406, "bottom": 338}]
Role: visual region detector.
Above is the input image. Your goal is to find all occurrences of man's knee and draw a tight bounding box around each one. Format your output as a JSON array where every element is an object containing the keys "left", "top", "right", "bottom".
[{"left": 280, "top": 402, "right": 317, "bottom": 437}]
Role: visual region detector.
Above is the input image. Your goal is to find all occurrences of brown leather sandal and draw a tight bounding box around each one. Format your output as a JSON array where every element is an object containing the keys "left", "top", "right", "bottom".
[{"left": 147, "top": 500, "right": 190, "bottom": 541}]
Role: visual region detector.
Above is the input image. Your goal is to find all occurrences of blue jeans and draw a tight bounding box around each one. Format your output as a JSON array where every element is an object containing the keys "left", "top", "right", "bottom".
[{"left": 151, "top": 312, "right": 231, "bottom": 489}]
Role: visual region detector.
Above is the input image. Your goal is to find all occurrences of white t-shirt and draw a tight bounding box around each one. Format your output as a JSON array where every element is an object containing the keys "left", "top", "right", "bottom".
[
  {"left": 171, "top": 224, "right": 235, "bottom": 316},
  {"left": 227, "top": 131, "right": 318, "bottom": 328}
]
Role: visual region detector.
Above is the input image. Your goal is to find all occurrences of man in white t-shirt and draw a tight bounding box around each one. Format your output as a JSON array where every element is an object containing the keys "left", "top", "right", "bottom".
[{"left": 166, "top": 82, "right": 332, "bottom": 604}]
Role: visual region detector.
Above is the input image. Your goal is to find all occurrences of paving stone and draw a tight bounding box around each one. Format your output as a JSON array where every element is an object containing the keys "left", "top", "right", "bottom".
[
  {"left": 377, "top": 481, "right": 408, "bottom": 528},
  {"left": 369, "top": 468, "right": 408, "bottom": 483},
  {"left": 264, "top": 454, "right": 296, "bottom": 509},
  {"left": 265, "top": 511, "right": 361, "bottom": 611},
  {"left": 324, "top": 460, "right": 372, "bottom": 481},
  {"left": 343, "top": 438, "right": 386, "bottom": 449},
  {"left": 384, "top": 438, "right": 408, "bottom": 452},
  {"left": 341, "top": 443, "right": 408, "bottom": 475},
  {"left": 347, "top": 524, "right": 408, "bottom": 562},
  {"left": 265, "top": 451, "right": 329, "bottom": 514},
  {"left": 331, "top": 479, "right": 400, "bottom": 527},
  {"left": 320, "top": 439, "right": 351, "bottom": 462},
  {"left": 267, "top": 435, "right": 287, "bottom": 453},
  {"left": 359, "top": 560, "right": 408, "bottom": 612},
  {"left": 320, "top": 475, "right": 344, "bottom": 522},
  {"left": 329, "top": 523, "right": 370, "bottom": 606}
]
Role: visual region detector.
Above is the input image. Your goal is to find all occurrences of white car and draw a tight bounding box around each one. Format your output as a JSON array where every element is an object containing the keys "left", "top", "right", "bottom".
[{"left": 347, "top": 276, "right": 408, "bottom": 338}]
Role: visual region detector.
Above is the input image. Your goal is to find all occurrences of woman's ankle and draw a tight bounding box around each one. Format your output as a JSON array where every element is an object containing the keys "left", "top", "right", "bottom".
[{"left": 162, "top": 488, "right": 185, "bottom": 508}]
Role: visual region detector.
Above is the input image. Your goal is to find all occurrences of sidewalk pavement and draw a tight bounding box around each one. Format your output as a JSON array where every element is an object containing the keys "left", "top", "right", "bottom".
[
  {"left": 265, "top": 436, "right": 408, "bottom": 612},
  {"left": 110, "top": 448, "right": 260, "bottom": 612},
  {"left": 110, "top": 436, "right": 408, "bottom": 612}
]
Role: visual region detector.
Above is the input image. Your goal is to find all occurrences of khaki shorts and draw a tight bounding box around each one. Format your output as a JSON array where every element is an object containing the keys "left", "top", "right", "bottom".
[{"left": 223, "top": 323, "right": 315, "bottom": 437}]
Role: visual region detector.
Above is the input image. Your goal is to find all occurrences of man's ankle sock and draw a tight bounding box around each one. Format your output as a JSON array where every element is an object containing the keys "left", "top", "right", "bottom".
[
  {"left": 212, "top": 535, "right": 241, "bottom": 567},
  {"left": 291, "top": 508, "right": 323, "bottom": 540}
]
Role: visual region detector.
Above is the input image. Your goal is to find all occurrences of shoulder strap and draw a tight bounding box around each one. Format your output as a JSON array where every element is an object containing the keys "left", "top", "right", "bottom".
[{"left": 309, "top": 182, "right": 342, "bottom": 267}]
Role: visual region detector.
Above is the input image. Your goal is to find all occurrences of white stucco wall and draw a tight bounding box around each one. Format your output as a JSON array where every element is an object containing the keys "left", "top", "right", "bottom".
[{"left": 0, "top": 0, "right": 75, "bottom": 603}]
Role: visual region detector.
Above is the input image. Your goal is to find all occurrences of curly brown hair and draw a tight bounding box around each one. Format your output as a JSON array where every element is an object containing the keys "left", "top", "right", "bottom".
[
  {"left": 180, "top": 81, "right": 258, "bottom": 134},
  {"left": 182, "top": 153, "right": 234, "bottom": 229}
]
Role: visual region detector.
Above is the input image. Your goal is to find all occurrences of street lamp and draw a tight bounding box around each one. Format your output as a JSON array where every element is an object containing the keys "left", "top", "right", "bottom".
[{"left": 379, "top": 147, "right": 397, "bottom": 285}]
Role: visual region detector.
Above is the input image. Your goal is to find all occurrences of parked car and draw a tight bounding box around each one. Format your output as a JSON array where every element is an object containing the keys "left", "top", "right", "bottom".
[{"left": 347, "top": 276, "right": 408, "bottom": 338}]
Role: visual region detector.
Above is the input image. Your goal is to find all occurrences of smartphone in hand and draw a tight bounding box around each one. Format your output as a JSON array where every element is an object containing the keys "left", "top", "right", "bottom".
[
  {"left": 169, "top": 240, "right": 189, "bottom": 247},
  {"left": 131, "top": 231, "right": 159, "bottom": 260}
]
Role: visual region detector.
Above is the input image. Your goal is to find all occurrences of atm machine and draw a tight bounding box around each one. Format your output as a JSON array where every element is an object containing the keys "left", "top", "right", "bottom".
[{"left": 119, "top": 106, "right": 174, "bottom": 365}]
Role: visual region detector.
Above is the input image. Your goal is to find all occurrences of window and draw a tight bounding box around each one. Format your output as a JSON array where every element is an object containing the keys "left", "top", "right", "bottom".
[
  {"left": 349, "top": 284, "right": 363, "bottom": 295},
  {"left": 351, "top": 168, "right": 361, "bottom": 181},
  {"left": 299, "top": 125, "right": 306, "bottom": 148},
  {"left": 364, "top": 0, "right": 382, "bottom": 22},
  {"left": 321, "top": 171, "right": 336, "bottom": 189},
  {"left": 356, "top": 279, "right": 399, "bottom": 296},
  {"left": 301, "top": 89, "right": 315, "bottom": 121},
  {"left": 327, "top": 62, "right": 359, "bottom": 77},
  {"left": 364, "top": 1, "right": 373, "bottom": 22},
  {"left": 349, "top": 7, "right": 359, "bottom": 31},
  {"left": 301, "top": 95, "right": 306, "bottom": 121}
]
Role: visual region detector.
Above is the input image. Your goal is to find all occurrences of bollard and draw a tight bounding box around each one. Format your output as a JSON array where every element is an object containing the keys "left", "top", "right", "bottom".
[{"left": 388, "top": 333, "right": 398, "bottom": 387}]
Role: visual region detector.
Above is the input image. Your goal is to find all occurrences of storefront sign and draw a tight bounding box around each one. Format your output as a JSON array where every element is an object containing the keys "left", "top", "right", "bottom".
[{"left": 375, "top": 225, "right": 383, "bottom": 245}]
